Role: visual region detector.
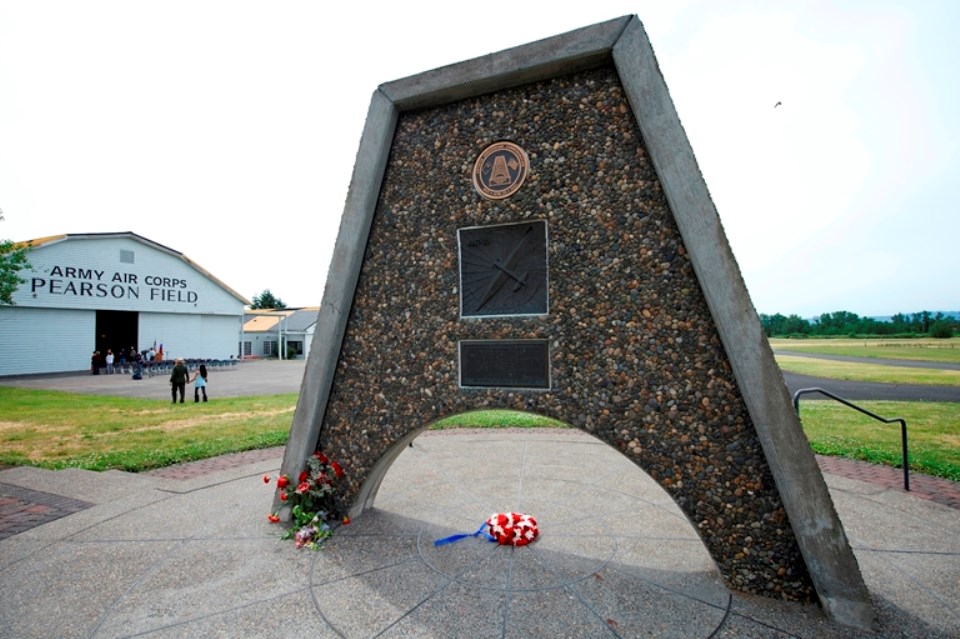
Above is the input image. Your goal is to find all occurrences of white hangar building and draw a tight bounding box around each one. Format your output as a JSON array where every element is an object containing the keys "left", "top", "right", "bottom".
[{"left": 1, "top": 232, "right": 249, "bottom": 376}]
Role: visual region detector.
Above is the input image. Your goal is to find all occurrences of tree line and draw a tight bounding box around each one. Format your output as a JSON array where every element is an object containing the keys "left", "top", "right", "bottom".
[{"left": 760, "top": 310, "right": 957, "bottom": 338}]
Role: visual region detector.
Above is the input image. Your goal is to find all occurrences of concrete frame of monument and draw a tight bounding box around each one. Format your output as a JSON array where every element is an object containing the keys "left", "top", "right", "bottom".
[{"left": 278, "top": 15, "right": 874, "bottom": 630}]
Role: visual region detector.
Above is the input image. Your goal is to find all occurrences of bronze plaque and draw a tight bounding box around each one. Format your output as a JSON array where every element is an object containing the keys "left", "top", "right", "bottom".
[
  {"left": 459, "top": 220, "right": 548, "bottom": 317},
  {"left": 459, "top": 339, "right": 550, "bottom": 389},
  {"left": 472, "top": 141, "right": 529, "bottom": 200}
]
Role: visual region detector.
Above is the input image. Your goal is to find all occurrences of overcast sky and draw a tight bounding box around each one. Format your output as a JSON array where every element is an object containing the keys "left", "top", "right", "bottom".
[{"left": 1, "top": 1, "right": 957, "bottom": 317}]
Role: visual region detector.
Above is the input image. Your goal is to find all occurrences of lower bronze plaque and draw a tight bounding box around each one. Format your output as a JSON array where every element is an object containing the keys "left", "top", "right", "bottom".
[{"left": 459, "top": 339, "right": 550, "bottom": 389}]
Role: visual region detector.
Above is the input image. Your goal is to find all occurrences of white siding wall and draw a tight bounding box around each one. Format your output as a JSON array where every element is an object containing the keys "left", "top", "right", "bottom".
[
  {"left": 139, "top": 313, "right": 240, "bottom": 361},
  {"left": 0, "top": 307, "right": 94, "bottom": 375},
  {"left": 202, "top": 315, "right": 242, "bottom": 360}
]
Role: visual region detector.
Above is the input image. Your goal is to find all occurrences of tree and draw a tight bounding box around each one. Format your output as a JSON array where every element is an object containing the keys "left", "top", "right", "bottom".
[
  {"left": 0, "top": 239, "right": 30, "bottom": 306},
  {"left": 930, "top": 320, "right": 954, "bottom": 339},
  {"left": 251, "top": 289, "right": 286, "bottom": 309},
  {"left": 760, "top": 313, "right": 811, "bottom": 337}
]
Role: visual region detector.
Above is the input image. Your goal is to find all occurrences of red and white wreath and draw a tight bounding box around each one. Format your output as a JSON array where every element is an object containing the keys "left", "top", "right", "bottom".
[
  {"left": 433, "top": 511, "right": 540, "bottom": 547},
  {"left": 486, "top": 512, "right": 539, "bottom": 546}
]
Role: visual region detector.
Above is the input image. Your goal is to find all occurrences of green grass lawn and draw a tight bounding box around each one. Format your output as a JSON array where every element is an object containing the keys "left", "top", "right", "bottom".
[
  {"left": 796, "top": 400, "right": 959, "bottom": 481},
  {"left": 0, "top": 387, "right": 296, "bottom": 471},
  {"left": 432, "top": 410, "right": 568, "bottom": 430},
  {"left": 775, "top": 354, "right": 960, "bottom": 386},
  {"left": 2, "top": 386, "right": 956, "bottom": 481},
  {"left": 770, "top": 337, "right": 960, "bottom": 364}
]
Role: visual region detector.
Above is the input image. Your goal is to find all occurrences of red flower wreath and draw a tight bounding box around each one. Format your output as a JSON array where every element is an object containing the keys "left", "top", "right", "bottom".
[
  {"left": 486, "top": 512, "right": 539, "bottom": 546},
  {"left": 433, "top": 512, "right": 539, "bottom": 547}
]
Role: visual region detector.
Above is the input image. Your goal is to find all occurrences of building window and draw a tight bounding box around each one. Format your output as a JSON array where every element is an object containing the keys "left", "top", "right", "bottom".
[
  {"left": 288, "top": 341, "right": 303, "bottom": 356},
  {"left": 263, "top": 340, "right": 277, "bottom": 356},
  {"left": 242, "top": 341, "right": 252, "bottom": 357},
  {"left": 120, "top": 250, "right": 135, "bottom": 264}
]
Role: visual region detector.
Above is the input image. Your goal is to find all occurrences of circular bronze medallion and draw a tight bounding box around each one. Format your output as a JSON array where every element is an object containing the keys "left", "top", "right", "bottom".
[{"left": 472, "top": 141, "right": 529, "bottom": 200}]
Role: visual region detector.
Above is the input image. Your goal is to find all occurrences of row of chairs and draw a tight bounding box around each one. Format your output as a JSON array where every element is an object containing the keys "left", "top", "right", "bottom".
[{"left": 135, "top": 359, "right": 239, "bottom": 377}]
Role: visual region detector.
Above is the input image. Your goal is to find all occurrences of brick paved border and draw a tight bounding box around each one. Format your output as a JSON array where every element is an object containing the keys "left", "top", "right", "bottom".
[
  {"left": 0, "top": 483, "right": 93, "bottom": 541},
  {"left": 816, "top": 455, "right": 960, "bottom": 510}
]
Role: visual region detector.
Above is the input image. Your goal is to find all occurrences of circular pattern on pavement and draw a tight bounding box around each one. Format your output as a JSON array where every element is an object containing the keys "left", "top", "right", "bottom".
[{"left": 309, "top": 429, "right": 732, "bottom": 637}]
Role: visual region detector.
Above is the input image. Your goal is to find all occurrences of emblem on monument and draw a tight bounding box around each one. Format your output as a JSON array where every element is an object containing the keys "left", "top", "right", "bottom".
[
  {"left": 472, "top": 141, "right": 529, "bottom": 200},
  {"left": 458, "top": 220, "right": 548, "bottom": 317}
]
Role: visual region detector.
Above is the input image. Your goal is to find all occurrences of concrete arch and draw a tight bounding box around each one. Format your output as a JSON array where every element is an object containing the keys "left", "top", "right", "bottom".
[{"left": 279, "top": 16, "right": 872, "bottom": 629}]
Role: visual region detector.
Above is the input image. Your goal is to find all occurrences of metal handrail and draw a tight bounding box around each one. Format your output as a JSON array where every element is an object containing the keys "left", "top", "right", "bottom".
[{"left": 793, "top": 387, "right": 910, "bottom": 491}]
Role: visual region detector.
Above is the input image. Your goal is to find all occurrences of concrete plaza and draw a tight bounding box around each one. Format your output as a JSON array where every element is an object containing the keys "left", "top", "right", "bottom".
[{"left": 0, "top": 361, "right": 957, "bottom": 637}]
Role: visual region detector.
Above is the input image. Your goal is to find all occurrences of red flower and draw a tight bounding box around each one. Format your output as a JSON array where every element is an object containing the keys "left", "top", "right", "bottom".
[
  {"left": 342, "top": 515, "right": 351, "bottom": 525},
  {"left": 280, "top": 492, "right": 288, "bottom": 502},
  {"left": 315, "top": 452, "right": 328, "bottom": 464},
  {"left": 296, "top": 482, "right": 310, "bottom": 494},
  {"left": 276, "top": 475, "right": 290, "bottom": 489},
  {"left": 262, "top": 474, "right": 270, "bottom": 484},
  {"left": 267, "top": 513, "right": 280, "bottom": 523},
  {"left": 331, "top": 461, "right": 344, "bottom": 478},
  {"left": 316, "top": 472, "right": 328, "bottom": 486},
  {"left": 298, "top": 471, "right": 309, "bottom": 484}
]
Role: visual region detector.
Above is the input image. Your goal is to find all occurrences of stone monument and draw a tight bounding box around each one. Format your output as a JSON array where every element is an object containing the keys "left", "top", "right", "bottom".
[{"left": 279, "top": 15, "right": 874, "bottom": 629}]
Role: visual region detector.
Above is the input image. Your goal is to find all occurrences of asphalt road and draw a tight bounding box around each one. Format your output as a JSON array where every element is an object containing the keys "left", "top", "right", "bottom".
[
  {"left": 774, "top": 350, "right": 960, "bottom": 402},
  {"left": 782, "top": 371, "right": 959, "bottom": 402}
]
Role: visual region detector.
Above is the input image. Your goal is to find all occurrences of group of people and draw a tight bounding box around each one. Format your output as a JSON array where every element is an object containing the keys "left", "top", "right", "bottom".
[
  {"left": 90, "top": 346, "right": 156, "bottom": 376},
  {"left": 89, "top": 347, "right": 211, "bottom": 403},
  {"left": 169, "top": 359, "right": 209, "bottom": 404}
]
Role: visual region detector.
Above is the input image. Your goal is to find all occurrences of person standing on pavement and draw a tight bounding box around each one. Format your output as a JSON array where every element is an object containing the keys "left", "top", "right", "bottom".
[
  {"left": 190, "top": 363, "right": 208, "bottom": 402},
  {"left": 169, "top": 358, "right": 189, "bottom": 404},
  {"left": 105, "top": 349, "right": 115, "bottom": 374}
]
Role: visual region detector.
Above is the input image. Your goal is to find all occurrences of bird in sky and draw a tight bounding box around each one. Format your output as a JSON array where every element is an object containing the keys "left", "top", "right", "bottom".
[{"left": 774, "top": 101, "right": 782, "bottom": 108}]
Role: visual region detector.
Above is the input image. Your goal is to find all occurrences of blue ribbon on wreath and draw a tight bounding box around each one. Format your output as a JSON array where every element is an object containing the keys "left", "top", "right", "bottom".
[{"left": 433, "top": 521, "right": 495, "bottom": 547}]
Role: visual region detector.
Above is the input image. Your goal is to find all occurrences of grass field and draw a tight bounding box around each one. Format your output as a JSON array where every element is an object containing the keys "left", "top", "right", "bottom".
[
  {"left": 797, "top": 400, "right": 959, "bottom": 481},
  {"left": 2, "top": 388, "right": 957, "bottom": 481},
  {"left": 1, "top": 336, "right": 956, "bottom": 480},
  {"left": 0, "top": 388, "right": 295, "bottom": 471},
  {"left": 432, "top": 410, "right": 568, "bottom": 430},
  {"left": 770, "top": 337, "right": 960, "bottom": 387},
  {"left": 770, "top": 337, "right": 960, "bottom": 364},
  {"left": 774, "top": 354, "right": 960, "bottom": 386}
]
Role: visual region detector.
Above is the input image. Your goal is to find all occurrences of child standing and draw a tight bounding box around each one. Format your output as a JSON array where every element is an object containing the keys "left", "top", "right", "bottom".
[{"left": 191, "top": 364, "right": 209, "bottom": 402}]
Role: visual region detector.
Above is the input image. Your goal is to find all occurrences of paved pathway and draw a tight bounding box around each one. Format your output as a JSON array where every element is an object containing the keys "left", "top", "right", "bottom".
[
  {"left": 143, "top": 446, "right": 960, "bottom": 512},
  {"left": 783, "top": 371, "right": 960, "bottom": 402},
  {"left": 6, "top": 444, "right": 957, "bottom": 545}
]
